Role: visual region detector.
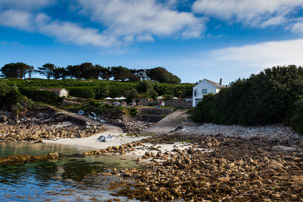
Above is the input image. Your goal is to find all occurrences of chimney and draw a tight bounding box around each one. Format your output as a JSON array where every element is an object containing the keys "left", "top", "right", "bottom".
[{"left": 219, "top": 78, "right": 222, "bottom": 88}]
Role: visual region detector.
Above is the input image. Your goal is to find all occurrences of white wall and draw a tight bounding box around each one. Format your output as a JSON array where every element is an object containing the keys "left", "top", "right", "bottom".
[
  {"left": 59, "top": 89, "right": 68, "bottom": 97},
  {"left": 192, "top": 80, "right": 218, "bottom": 107}
]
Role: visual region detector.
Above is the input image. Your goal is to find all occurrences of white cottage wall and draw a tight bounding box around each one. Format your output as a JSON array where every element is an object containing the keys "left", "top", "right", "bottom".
[{"left": 192, "top": 80, "right": 217, "bottom": 107}]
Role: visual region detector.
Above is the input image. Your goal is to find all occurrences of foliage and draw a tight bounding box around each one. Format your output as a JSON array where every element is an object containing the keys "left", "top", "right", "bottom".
[
  {"left": 290, "top": 96, "right": 303, "bottom": 134},
  {"left": 1, "top": 62, "right": 182, "bottom": 83},
  {"left": 36, "top": 63, "right": 56, "bottom": 80},
  {"left": 1, "top": 63, "right": 33, "bottom": 79},
  {"left": 129, "top": 107, "right": 138, "bottom": 117},
  {"left": 193, "top": 66, "right": 303, "bottom": 131},
  {"left": 82, "top": 99, "right": 124, "bottom": 118},
  {"left": 0, "top": 79, "right": 193, "bottom": 100},
  {"left": 69, "top": 88, "right": 95, "bottom": 99},
  {"left": 111, "top": 66, "right": 131, "bottom": 81},
  {"left": 0, "top": 82, "right": 10, "bottom": 97},
  {"left": 146, "top": 67, "right": 181, "bottom": 83},
  {"left": 19, "top": 88, "right": 63, "bottom": 105},
  {"left": 136, "top": 80, "right": 159, "bottom": 99}
]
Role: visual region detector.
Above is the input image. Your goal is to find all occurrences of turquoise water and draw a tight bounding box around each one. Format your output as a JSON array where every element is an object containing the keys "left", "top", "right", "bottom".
[
  {"left": 0, "top": 142, "right": 138, "bottom": 201},
  {"left": 0, "top": 142, "right": 91, "bottom": 157}
]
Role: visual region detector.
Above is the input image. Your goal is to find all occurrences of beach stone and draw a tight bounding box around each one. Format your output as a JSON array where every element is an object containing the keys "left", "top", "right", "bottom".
[{"left": 0, "top": 115, "right": 7, "bottom": 122}]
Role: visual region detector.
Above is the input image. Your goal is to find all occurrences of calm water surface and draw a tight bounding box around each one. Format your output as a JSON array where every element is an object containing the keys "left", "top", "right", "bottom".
[{"left": 0, "top": 142, "right": 138, "bottom": 201}]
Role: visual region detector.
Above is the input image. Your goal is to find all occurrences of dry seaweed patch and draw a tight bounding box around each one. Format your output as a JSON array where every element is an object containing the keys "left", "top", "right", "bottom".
[
  {"left": 109, "top": 136, "right": 303, "bottom": 201},
  {"left": 0, "top": 152, "right": 59, "bottom": 165}
]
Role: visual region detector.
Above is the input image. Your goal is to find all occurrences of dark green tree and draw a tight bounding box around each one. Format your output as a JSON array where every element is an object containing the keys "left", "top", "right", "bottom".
[
  {"left": 37, "top": 63, "right": 56, "bottom": 80},
  {"left": 111, "top": 66, "right": 131, "bottom": 81},
  {"left": 100, "top": 67, "right": 112, "bottom": 80},
  {"left": 146, "top": 67, "right": 181, "bottom": 83},
  {"left": 1, "top": 63, "right": 32, "bottom": 79}
]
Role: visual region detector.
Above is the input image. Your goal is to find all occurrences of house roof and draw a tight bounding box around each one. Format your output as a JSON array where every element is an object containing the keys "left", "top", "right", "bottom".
[{"left": 204, "top": 79, "right": 221, "bottom": 89}]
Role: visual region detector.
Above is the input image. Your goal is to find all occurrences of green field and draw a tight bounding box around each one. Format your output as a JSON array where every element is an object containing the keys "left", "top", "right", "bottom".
[{"left": 0, "top": 79, "right": 194, "bottom": 99}]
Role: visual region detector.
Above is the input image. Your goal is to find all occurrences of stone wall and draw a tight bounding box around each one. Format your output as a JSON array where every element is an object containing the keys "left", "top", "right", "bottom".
[
  {"left": 164, "top": 100, "right": 192, "bottom": 108},
  {"left": 133, "top": 98, "right": 192, "bottom": 108}
]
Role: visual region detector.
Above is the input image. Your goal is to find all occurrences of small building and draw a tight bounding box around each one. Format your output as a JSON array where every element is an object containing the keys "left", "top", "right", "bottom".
[
  {"left": 40, "top": 88, "right": 68, "bottom": 97},
  {"left": 192, "top": 79, "right": 224, "bottom": 107}
]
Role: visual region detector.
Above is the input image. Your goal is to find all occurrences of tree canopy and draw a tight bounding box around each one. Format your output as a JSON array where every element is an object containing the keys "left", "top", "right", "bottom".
[
  {"left": 1, "top": 63, "right": 33, "bottom": 79},
  {"left": 1, "top": 62, "right": 181, "bottom": 83},
  {"left": 192, "top": 65, "right": 303, "bottom": 133}
]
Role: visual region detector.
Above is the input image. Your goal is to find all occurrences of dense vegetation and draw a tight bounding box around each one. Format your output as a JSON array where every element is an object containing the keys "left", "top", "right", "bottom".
[
  {"left": 1, "top": 62, "right": 181, "bottom": 84},
  {"left": 0, "top": 82, "right": 34, "bottom": 117},
  {"left": 0, "top": 79, "right": 193, "bottom": 100},
  {"left": 192, "top": 65, "right": 303, "bottom": 134}
]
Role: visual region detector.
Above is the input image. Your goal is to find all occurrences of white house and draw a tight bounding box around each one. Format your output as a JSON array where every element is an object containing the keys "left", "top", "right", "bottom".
[
  {"left": 40, "top": 88, "right": 69, "bottom": 97},
  {"left": 192, "top": 79, "right": 223, "bottom": 107}
]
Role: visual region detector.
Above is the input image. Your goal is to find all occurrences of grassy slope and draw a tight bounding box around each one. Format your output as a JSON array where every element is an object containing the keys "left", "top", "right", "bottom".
[{"left": 0, "top": 79, "right": 194, "bottom": 98}]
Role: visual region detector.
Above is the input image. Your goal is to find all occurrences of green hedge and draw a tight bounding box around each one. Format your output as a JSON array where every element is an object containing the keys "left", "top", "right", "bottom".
[
  {"left": 19, "top": 88, "right": 63, "bottom": 105},
  {"left": 290, "top": 97, "right": 303, "bottom": 134},
  {"left": 192, "top": 66, "right": 303, "bottom": 134},
  {"left": 69, "top": 88, "right": 95, "bottom": 99},
  {"left": 0, "top": 79, "right": 194, "bottom": 99}
]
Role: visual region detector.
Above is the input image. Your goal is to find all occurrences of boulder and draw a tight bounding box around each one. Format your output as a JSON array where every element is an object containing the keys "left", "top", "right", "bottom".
[{"left": 0, "top": 115, "right": 8, "bottom": 123}]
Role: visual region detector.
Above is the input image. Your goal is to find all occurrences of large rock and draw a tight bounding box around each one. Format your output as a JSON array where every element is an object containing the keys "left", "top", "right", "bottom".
[{"left": 0, "top": 115, "right": 7, "bottom": 123}]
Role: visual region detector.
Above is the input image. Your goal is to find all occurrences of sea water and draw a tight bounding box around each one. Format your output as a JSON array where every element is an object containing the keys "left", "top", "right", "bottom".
[{"left": 0, "top": 142, "right": 138, "bottom": 201}]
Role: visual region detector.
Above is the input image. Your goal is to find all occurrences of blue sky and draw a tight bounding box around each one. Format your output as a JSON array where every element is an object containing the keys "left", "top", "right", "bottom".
[{"left": 1, "top": 0, "right": 303, "bottom": 84}]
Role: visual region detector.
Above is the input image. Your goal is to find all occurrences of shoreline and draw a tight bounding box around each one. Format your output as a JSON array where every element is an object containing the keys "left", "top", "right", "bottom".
[{"left": 43, "top": 124, "right": 147, "bottom": 150}]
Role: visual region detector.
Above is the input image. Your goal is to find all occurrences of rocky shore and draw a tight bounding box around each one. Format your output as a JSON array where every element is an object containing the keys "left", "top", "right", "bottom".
[
  {"left": 106, "top": 134, "right": 303, "bottom": 201},
  {"left": 0, "top": 114, "right": 104, "bottom": 142},
  {"left": 0, "top": 152, "right": 59, "bottom": 165}
]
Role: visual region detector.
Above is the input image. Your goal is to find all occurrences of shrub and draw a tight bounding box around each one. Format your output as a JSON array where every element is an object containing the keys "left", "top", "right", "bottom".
[
  {"left": 129, "top": 107, "right": 138, "bottom": 117},
  {"left": 192, "top": 66, "right": 303, "bottom": 128},
  {"left": 290, "top": 97, "right": 303, "bottom": 134},
  {"left": 69, "top": 88, "right": 95, "bottom": 99},
  {"left": 19, "top": 88, "right": 63, "bottom": 105}
]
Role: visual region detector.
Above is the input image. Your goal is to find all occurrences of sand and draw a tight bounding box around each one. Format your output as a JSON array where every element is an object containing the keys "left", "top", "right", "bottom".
[
  {"left": 43, "top": 124, "right": 146, "bottom": 150},
  {"left": 43, "top": 123, "right": 200, "bottom": 159}
]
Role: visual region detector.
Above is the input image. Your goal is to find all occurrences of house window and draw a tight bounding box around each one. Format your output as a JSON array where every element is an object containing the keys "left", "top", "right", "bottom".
[{"left": 202, "top": 89, "right": 207, "bottom": 94}]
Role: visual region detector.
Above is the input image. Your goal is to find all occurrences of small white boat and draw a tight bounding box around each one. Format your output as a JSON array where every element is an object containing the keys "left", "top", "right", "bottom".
[{"left": 98, "top": 134, "right": 115, "bottom": 142}]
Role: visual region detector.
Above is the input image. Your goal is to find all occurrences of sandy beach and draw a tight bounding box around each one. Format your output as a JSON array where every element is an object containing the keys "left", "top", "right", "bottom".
[{"left": 43, "top": 124, "right": 146, "bottom": 150}]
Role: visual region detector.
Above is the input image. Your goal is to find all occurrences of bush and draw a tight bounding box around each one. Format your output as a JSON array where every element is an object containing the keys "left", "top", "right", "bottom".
[
  {"left": 20, "top": 88, "right": 63, "bottom": 105},
  {"left": 192, "top": 66, "right": 303, "bottom": 128},
  {"left": 290, "top": 97, "right": 303, "bottom": 134},
  {"left": 129, "top": 107, "right": 137, "bottom": 117},
  {"left": 69, "top": 88, "right": 95, "bottom": 99}
]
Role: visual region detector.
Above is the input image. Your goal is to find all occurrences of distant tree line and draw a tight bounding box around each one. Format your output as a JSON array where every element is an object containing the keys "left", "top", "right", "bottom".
[
  {"left": 0, "top": 62, "right": 181, "bottom": 83},
  {"left": 192, "top": 65, "right": 303, "bottom": 134}
]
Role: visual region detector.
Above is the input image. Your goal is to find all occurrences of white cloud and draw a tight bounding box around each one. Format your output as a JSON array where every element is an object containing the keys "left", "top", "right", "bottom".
[
  {"left": 207, "top": 38, "right": 303, "bottom": 73},
  {"left": 0, "top": 0, "right": 54, "bottom": 10},
  {"left": 0, "top": 10, "right": 118, "bottom": 47},
  {"left": 38, "top": 20, "right": 117, "bottom": 47},
  {"left": 0, "top": 10, "right": 33, "bottom": 30},
  {"left": 75, "top": 0, "right": 205, "bottom": 41},
  {"left": 192, "top": 0, "right": 303, "bottom": 28}
]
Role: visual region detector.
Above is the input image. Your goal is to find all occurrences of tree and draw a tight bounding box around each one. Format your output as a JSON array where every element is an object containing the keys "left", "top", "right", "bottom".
[
  {"left": 80, "top": 63, "right": 101, "bottom": 79},
  {"left": 36, "top": 63, "right": 56, "bottom": 80},
  {"left": 100, "top": 67, "right": 112, "bottom": 80},
  {"left": 53, "top": 67, "right": 68, "bottom": 79},
  {"left": 67, "top": 65, "right": 81, "bottom": 79},
  {"left": 26, "top": 66, "right": 34, "bottom": 79},
  {"left": 1, "top": 63, "right": 32, "bottom": 79},
  {"left": 193, "top": 65, "right": 303, "bottom": 127},
  {"left": 136, "top": 80, "right": 155, "bottom": 93},
  {"left": 146, "top": 67, "right": 181, "bottom": 83},
  {"left": 111, "top": 66, "right": 131, "bottom": 81}
]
